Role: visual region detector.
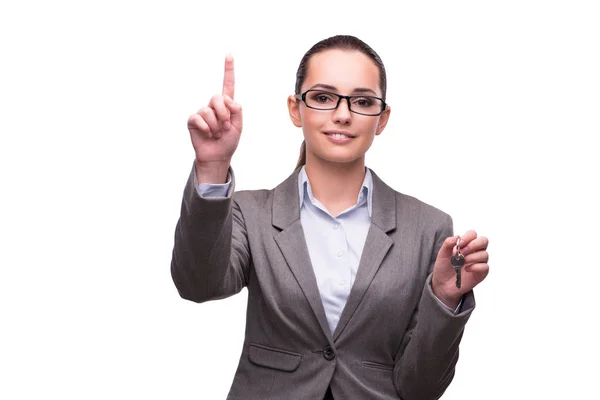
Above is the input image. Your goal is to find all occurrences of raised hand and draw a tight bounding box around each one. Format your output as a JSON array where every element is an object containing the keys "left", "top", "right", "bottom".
[
  {"left": 431, "top": 230, "right": 490, "bottom": 309},
  {"left": 187, "top": 54, "right": 243, "bottom": 183}
]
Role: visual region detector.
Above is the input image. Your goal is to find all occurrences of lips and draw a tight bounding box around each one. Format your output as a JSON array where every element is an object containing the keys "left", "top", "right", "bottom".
[{"left": 324, "top": 130, "right": 356, "bottom": 139}]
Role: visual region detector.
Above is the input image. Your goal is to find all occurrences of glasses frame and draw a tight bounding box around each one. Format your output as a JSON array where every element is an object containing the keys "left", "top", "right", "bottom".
[{"left": 295, "top": 89, "right": 387, "bottom": 116}]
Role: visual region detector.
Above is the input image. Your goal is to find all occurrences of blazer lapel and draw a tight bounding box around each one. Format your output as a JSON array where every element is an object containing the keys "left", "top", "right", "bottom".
[
  {"left": 271, "top": 168, "right": 397, "bottom": 343},
  {"left": 272, "top": 169, "right": 333, "bottom": 342},
  {"left": 332, "top": 169, "right": 396, "bottom": 341}
]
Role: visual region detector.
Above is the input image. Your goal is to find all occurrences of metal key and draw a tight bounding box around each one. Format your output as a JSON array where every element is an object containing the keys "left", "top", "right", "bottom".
[{"left": 450, "top": 237, "right": 465, "bottom": 289}]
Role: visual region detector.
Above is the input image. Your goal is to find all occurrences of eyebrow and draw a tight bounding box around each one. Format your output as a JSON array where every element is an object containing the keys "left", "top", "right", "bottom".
[{"left": 309, "top": 83, "right": 378, "bottom": 96}]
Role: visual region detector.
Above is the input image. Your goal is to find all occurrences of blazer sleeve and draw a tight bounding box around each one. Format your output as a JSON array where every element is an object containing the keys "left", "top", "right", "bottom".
[
  {"left": 393, "top": 213, "right": 476, "bottom": 400},
  {"left": 170, "top": 163, "right": 251, "bottom": 303}
]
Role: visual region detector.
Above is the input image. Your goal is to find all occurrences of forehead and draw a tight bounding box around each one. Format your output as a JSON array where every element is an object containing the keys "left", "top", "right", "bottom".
[{"left": 303, "top": 49, "right": 381, "bottom": 95}]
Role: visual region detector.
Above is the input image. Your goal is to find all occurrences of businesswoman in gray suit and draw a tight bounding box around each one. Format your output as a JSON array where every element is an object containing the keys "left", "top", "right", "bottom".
[{"left": 171, "top": 35, "right": 490, "bottom": 399}]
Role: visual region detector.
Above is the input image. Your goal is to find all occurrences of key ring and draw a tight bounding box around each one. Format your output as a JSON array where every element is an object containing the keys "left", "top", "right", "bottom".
[{"left": 455, "top": 236, "right": 461, "bottom": 252}]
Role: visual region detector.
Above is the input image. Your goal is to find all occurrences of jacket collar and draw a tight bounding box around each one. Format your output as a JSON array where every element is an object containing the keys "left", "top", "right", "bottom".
[{"left": 272, "top": 166, "right": 396, "bottom": 233}]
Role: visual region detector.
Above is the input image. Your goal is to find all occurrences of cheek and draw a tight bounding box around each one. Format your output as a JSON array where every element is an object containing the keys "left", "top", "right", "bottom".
[
  {"left": 356, "top": 117, "right": 380, "bottom": 135},
  {"left": 300, "top": 109, "right": 328, "bottom": 131}
]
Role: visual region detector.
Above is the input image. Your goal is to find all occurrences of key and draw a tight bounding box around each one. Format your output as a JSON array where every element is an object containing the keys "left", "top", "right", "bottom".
[{"left": 450, "top": 237, "right": 465, "bottom": 289}]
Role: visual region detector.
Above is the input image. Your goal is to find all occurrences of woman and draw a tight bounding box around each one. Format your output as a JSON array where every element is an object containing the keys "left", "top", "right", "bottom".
[{"left": 171, "top": 35, "right": 490, "bottom": 400}]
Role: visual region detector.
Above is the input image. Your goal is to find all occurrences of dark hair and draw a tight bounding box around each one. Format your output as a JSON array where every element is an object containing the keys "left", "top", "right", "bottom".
[{"left": 294, "top": 35, "right": 387, "bottom": 169}]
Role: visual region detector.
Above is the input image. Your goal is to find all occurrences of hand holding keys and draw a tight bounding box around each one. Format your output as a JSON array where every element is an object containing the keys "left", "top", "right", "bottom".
[{"left": 431, "top": 230, "right": 490, "bottom": 309}]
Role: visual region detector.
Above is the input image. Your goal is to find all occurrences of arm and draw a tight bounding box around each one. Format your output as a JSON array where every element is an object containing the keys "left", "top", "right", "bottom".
[
  {"left": 393, "top": 214, "right": 475, "bottom": 400},
  {"left": 170, "top": 164, "right": 250, "bottom": 303}
]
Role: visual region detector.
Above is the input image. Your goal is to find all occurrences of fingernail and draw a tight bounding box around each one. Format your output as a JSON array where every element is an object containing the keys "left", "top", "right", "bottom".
[{"left": 223, "top": 121, "right": 231, "bottom": 130}]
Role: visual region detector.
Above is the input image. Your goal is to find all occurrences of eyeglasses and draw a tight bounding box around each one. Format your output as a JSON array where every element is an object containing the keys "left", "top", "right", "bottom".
[{"left": 295, "top": 90, "right": 387, "bottom": 116}]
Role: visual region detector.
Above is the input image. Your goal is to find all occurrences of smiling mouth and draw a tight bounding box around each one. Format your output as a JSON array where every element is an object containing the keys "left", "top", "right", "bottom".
[{"left": 324, "top": 131, "right": 355, "bottom": 139}]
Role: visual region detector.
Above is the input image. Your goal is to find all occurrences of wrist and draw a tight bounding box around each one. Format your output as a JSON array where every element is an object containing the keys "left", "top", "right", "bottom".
[
  {"left": 195, "top": 159, "right": 231, "bottom": 184},
  {"left": 431, "top": 281, "right": 461, "bottom": 310}
]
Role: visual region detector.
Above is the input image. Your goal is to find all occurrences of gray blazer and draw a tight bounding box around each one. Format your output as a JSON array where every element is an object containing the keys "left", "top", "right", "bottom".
[{"left": 171, "top": 165, "right": 475, "bottom": 400}]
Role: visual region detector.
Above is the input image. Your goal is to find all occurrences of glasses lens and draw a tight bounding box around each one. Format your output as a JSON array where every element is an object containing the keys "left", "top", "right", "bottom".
[
  {"left": 349, "top": 96, "right": 384, "bottom": 115},
  {"left": 305, "top": 91, "right": 339, "bottom": 110}
]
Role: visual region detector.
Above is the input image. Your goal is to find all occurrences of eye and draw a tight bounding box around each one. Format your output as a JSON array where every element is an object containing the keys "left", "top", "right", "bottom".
[
  {"left": 352, "top": 97, "right": 374, "bottom": 107},
  {"left": 309, "top": 91, "right": 336, "bottom": 103}
]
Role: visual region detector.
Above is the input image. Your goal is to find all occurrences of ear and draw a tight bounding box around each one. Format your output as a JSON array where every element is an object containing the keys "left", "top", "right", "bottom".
[
  {"left": 287, "top": 95, "right": 303, "bottom": 127},
  {"left": 375, "top": 106, "right": 391, "bottom": 135}
]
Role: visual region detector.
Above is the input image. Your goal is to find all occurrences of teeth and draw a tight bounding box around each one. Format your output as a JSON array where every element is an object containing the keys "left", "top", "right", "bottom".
[{"left": 329, "top": 133, "right": 351, "bottom": 139}]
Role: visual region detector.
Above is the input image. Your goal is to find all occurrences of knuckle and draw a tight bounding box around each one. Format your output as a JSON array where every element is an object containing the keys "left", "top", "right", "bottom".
[
  {"left": 188, "top": 114, "right": 203, "bottom": 127},
  {"left": 200, "top": 108, "right": 217, "bottom": 124},
  {"left": 218, "top": 108, "right": 231, "bottom": 119}
]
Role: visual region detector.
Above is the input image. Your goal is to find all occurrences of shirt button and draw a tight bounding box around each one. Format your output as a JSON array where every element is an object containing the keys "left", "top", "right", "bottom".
[
  {"left": 337, "top": 251, "right": 343, "bottom": 257},
  {"left": 333, "top": 224, "right": 340, "bottom": 230},
  {"left": 340, "top": 280, "right": 346, "bottom": 285}
]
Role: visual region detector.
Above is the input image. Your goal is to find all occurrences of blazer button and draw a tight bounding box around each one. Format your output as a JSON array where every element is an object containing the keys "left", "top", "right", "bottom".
[{"left": 323, "top": 345, "right": 335, "bottom": 361}]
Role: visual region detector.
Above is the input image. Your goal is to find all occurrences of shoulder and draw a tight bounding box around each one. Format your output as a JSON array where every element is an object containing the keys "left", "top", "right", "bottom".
[
  {"left": 370, "top": 168, "right": 452, "bottom": 229},
  {"left": 396, "top": 190, "right": 453, "bottom": 231},
  {"left": 230, "top": 167, "right": 299, "bottom": 211},
  {"left": 232, "top": 188, "right": 273, "bottom": 206},
  {"left": 397, "top": 190, "right": 450, "bottom": 220}
]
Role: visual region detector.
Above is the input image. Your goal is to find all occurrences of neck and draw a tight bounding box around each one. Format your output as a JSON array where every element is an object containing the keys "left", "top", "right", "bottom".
[{"left": 304, "top": 154, "right": 366, "bottom": 214}]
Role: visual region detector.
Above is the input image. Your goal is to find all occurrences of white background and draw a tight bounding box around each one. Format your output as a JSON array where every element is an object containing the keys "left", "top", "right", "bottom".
[{"left": 1, "top": 0, "right": 599, "bottom": 399}]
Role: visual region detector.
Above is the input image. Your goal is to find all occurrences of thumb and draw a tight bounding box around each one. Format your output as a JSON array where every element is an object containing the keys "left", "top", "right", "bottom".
[
  {"left": 224, "top": 95, "right": 242, "bottom": 125},
  {"left": 438, "top": 235, "right": 459, "bottom": 259}
]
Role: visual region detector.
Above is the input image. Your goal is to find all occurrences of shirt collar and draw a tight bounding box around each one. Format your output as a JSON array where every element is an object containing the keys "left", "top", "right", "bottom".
[{"left": 298, "top": 165, "right": 373, "bottom": 217}]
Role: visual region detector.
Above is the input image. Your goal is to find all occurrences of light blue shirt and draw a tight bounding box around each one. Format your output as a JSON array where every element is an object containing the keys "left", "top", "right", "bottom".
[
  {"left": 297, "top": 166, "right": 371, "bottom": 334},
  {"left": 196, "top": 166, "right": 460, "bottom": 335}
]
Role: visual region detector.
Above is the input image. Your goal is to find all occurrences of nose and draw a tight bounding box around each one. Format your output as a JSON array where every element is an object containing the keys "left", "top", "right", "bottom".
[{"left": 332, "top": 97, "right": 352, "bottom": 125}]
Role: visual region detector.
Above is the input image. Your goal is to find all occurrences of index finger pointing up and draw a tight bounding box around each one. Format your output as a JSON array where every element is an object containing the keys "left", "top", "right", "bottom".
[{"left": 222, "top": 54, "right": 235, "bottom": 99}]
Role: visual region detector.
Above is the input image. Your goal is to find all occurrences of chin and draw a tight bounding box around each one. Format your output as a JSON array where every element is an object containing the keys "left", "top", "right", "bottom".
[{"left": 315, "top": 151, "right": 364, "bottom": 165}]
